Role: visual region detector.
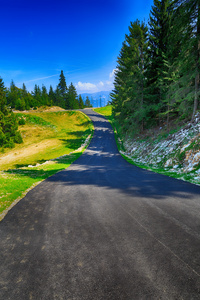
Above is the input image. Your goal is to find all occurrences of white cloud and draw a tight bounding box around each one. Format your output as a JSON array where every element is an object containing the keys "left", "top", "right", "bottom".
[
  {"left": 76, "top": 80, "right": 114, "bottom": 93},
  {"left": 76, "top": 81, "right": 97, "bottom": 92},
  {"left": 109, "top": 69, "right": 117, "bottom": 79},
  {"left": 75, "top": 70, "right": 115, "bottom": 93}
]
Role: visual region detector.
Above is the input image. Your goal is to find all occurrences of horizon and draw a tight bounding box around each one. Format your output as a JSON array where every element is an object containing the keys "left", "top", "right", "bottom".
[{"left": 0, "top": 0, "right": 153, "bottom": 94}]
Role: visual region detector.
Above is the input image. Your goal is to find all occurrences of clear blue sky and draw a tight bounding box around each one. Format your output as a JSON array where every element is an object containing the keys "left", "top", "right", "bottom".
[{"left": 0, "top": 0, "right": 153, "bottom": 94}]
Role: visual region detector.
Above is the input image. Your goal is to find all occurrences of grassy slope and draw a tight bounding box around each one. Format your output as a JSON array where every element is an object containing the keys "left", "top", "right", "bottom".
[
  {"left": 0, "top": 109, "right": 93, "bottom": 220},
  {"left": 93, "top": 106, "right": 200, "bottom": 186}
]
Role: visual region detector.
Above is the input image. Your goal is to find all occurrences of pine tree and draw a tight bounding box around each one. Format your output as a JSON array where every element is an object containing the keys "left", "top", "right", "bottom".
[
  {"left": 0, "top": 77, "right": 22, "bottom": 147},
  {"left": 67, "top": 83, "right": 79, "bottom": 109},
  {"left": 41, "top": 85, "right": 49, "bottom": 106},
  {"left": 57, "top": 70, "right": 67, "bottom": 97},
  {"left": 21, "top": 83, "right": 33, "bottom": 110},
  {"left": 147, "top": 0, "right": 173, "bottom": 124},
  {"left": 0, "top": 77, "right": 7, "bottom": 114},
  {"left": 85, "top": 96, "right": 92, "bottom": 107},
  {"left": 170, "top": 0, "right": 200, "bottom": 120},
  {"left": 33, "top": 85, "right": 42, "bottom": 108},
  {"left": 49, "top": 85, "right": 55, "bottom": 106},
  {"left": 78, "top": 95, "right": 84, "bottom": 108},
  {"left": 7, "top": 80, "right": 18, "bottom": 108},
  {"left": 111, "top": 20, "right": 149, "bottom": 132},
  {"left": 57, "top": 70, "right": 68, "bottom": 108}
]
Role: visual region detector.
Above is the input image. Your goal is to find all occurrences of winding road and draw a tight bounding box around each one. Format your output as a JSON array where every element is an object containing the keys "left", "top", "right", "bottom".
[{"left": 1, "top": 109, "right": 200, "bottom": 299}]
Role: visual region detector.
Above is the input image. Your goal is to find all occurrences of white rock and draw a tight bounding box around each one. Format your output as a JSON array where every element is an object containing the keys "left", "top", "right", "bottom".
[{"left": 165, "top": 158, "right": 173, "bottom": 167}]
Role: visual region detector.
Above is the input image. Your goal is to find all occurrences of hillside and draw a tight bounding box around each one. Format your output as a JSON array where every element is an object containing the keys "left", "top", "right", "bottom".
[
  {"left": 94, "top": 106, "right": 200, "bottom": 186},
  {"left": 0, "top": 108, "right": 93, "bottom": 220}
]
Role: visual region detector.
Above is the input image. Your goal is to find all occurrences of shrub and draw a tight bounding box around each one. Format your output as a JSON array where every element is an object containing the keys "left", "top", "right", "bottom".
[
  {"left": 18, "top": 117, "right": 25, "bottom": 125},
  {"left": 14, "top": 131, "right": 23, "bottom": 144}
]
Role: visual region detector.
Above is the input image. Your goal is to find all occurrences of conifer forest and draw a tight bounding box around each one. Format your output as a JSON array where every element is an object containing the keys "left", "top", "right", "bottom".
[{"left": 111, "top": 0, "right": 200, "bottom": 134}]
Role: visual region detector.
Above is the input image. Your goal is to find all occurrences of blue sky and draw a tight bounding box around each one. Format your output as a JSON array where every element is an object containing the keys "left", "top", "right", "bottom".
[{"left": 0, "top": 0, "right": 153, "bottom": 93}]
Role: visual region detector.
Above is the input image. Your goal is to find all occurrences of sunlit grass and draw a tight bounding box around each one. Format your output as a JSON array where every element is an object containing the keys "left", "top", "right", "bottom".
[
  {"left": 1, "top": 110, "right": 92, "bottom": 170},
  {"left": 94, "top": 105, "right": 112, "bottom": 118},
  {"left": 0, "top": 109, "right": 93, "bottom": 219}
]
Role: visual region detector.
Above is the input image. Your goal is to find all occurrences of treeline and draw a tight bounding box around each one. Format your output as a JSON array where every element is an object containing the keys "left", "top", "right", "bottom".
[
  {"left": 6, "top": 70, "right": 92, "bottom": 111},
  {"left": 0, "top": 78, "right": 22, "bottom": 148},
  {"left": 0, "top": 70, "right": 92, "bottom": 148},
  {"left": 111, "top": 0, "right": 200, "bottom": 134}
]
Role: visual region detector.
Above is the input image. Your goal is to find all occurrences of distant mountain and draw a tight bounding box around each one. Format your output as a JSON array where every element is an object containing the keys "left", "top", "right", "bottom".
[{"left": 79, "top": 91, "right": 111, "bottom": 107}]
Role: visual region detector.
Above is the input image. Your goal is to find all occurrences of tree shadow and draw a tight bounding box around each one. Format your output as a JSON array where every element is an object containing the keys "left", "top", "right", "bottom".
[
  {"left": 8, "top": 108, "right": 200, "bottom": 202},
  {"left": 6, "top": 168, "right": 64, "bottom": 180}
]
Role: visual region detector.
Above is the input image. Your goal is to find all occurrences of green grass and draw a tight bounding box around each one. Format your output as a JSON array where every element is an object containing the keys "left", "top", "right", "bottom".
[
  {"left": 0, "top": 109, "right": 93, "bottom": 220},
  {"left": 94, "top": 105, "right": 112, "bottom": 119}
]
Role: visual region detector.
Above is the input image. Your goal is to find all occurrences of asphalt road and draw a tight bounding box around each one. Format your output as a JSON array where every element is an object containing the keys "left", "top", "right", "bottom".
[{"left": 1, "top": 109, "right": 200, "bottom": 300}]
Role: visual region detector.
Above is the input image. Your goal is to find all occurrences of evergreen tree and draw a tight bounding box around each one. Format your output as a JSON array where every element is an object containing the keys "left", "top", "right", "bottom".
[
  {"left": 147, "top": 0, "right": 173, "bottom": 124},
  {"left": 78, "top": 95, "right": 84, "bottom": 108},
  {"left": 0, "top": 77, "right": 22, "bottom": 147},
  {"left": 21, "top": 83, "right": 33, "bottom": 110},
  {"left": 32, "top": 85, "right": 42, "bottom": 108},
  {"left": 49, "top": 85, "right": 55, "bottom": 106},
  {"left": 7, "top": 80, "right": 18, "bottom": 108},
  {"left": 85, "top": 96, "right": 92, "bottom": 107},
  {"left": 67, "top": 83, "right": 79, "bottom": 109},
  {"left": 169, "top": 0, "right": 200, "bottom": 120},
  {"left": 111, "top": 20, "right": 149, "bottom": 132},
  {"left": 57, "top": 70, "right": 67, "bottom": 97},
  {"left": 57, "top": 70, "right": 68, "bottom": 108},
  {"left": 41, "top": 85, "right": 49, "bottom": 106},
  {"left": 22, "top": 83, "right": 27, "bottom": 96},
  {"left": 54, "top": 86, "right": 63, "bottom": 107}
]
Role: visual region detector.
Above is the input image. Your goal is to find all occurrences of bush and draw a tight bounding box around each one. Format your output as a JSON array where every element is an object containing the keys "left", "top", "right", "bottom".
[
  {"left": 18, "top": 117, "right": 25, "bottom": 125},
  {"left": 14, "top": 131, "right": 23, "bottom": 144},
  {"left": 4, "top": 139, "right": 15, "bottom": 148}
]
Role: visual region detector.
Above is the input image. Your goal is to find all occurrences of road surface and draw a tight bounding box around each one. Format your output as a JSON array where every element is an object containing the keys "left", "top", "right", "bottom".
[{"left": 0, "top": 109, "right": 200, "bottom": 299}]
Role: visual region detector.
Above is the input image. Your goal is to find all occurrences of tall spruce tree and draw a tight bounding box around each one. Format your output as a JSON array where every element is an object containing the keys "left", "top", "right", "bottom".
[
  {"left": 111, "top": 20, "right": 149, "bottom": 132},
  {"left": 147, "top": 0, "right": 173, "bottom": 124},
  {"left": 33, "top": 85, "right": 42, "bottom": 108},
  {"left": 7, "top": 80, "right": 18, "bottom": 108},
  {"left": 67, "top": 83, "right": 79, "bottom": 109},
  {"left": 57, "top": 70, "right": 68, "bottom": 108},
  {"left": 78, "top": 95, "right": 84, "bottom": 109},
  {"left": 41, "top": 85, "right": 49, "bottom": 106},
  {"left": 170, "top": 0, "right": 200, "bottom": 120},
  {"left": 49, "top": 85, "right": 55, "bottom": 106},
  {"left": 85, "top": 96, "right": 92, "bottom": 107}
]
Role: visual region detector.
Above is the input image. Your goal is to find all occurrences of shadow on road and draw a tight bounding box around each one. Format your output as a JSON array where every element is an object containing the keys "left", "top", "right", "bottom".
[{"left": 46, "top": 109, "right": 200, "bottom": 201}]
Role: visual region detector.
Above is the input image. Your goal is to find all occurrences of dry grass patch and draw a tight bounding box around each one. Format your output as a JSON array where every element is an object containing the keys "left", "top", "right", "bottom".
[
  {"left": 0, "top": 110, "right": 91, "bottom": 170},
  {"left": 0, "top": 109, "right": 93, "bottom": 219}
]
